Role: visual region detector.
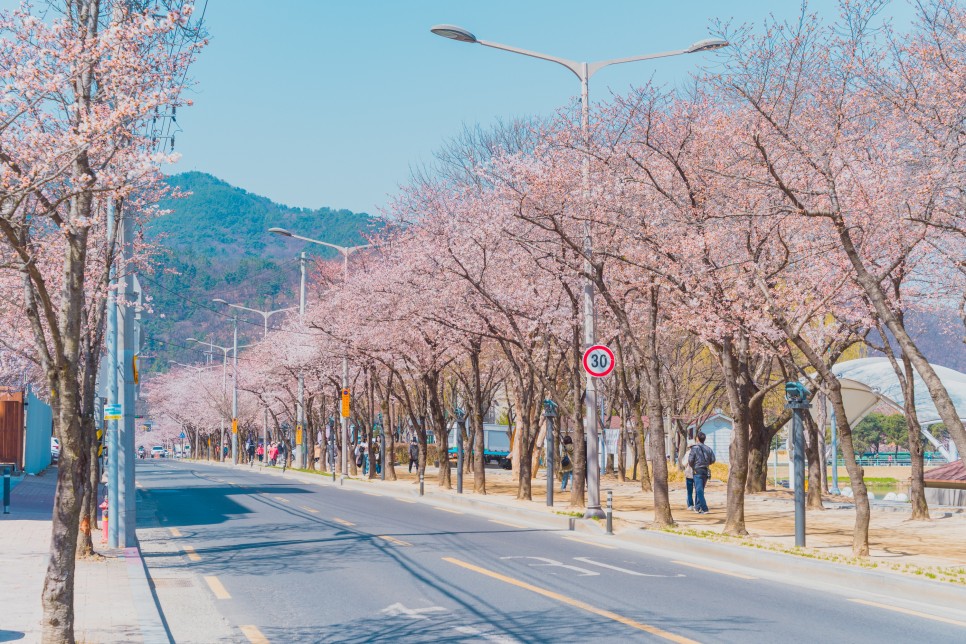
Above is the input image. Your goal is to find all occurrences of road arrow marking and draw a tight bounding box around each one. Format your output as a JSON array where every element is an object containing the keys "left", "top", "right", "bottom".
[
  {"left": 501, "top": 556, "right": 599, "bottom": 576},
  {"left": 573, "top": 557, "right": 684, "bottom": 577},
  {"left": 380, "top": 602, "right": 446, "bottom": 620}
]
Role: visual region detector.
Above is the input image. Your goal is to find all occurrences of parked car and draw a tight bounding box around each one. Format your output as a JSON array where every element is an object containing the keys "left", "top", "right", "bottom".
[
  {"left": 150, "top": 446, "right": 165, "bottom": 458},
  {"left": 51, "top": 437, "right": 60, "bottom": 462}
]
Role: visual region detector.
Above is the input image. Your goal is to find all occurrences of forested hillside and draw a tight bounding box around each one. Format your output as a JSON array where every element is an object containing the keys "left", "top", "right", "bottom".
[{"left": 141, "top": 172, "right": 376, "bottom": 368}]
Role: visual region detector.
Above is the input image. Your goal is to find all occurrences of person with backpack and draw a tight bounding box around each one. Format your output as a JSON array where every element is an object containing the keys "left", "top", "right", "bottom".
[
  {"left": 560, "top": 435, "right": 575, "bottom": 491},
  {"left": 408, "top": 439, "right": 419, "bottom": 473},
  {"left": 687, "top": 431, "right": 716, "bottom": 514}
]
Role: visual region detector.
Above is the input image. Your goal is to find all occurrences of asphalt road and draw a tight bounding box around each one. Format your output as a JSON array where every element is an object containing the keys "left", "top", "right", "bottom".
[{"left": 135, "top": 459, "right": 965, "bottom": 643}]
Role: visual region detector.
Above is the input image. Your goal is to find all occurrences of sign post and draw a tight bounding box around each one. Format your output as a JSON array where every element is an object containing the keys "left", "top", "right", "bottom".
[
  {"left": 785, "top": 382, "right": 811, "bottom": 548},
  {"left": 104, "top": 403, "right": 122, "bottom": 421}
]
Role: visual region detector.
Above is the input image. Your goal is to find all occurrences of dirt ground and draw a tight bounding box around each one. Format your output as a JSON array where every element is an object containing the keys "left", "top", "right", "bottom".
[{"left": 343, "top": 462, "right": 966, "bottom": 577}]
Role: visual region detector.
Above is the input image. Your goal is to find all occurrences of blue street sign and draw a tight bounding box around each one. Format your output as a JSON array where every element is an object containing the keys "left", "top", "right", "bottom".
[
  {"left": 179, "top": 431, "right": 186, "bottom": 439},
  {"left": 104, "top": 403, "right": 122, "bottom": 420}
]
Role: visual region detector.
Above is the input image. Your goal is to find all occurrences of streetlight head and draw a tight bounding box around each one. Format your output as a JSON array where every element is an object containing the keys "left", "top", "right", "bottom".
[
  {"left": 212, "top": 298, "right": 227, "bottom": 305},
  {"left": 686, "top": 38, "right": 729, "bottom": 54},
  {"left": 186, "top": 338, "right": 198, "bottom": 343},
  {"left": 268, "top": 227, "right": 292, "bottom": 237},
  {"left": 430, "top": 24, "right": 477, "bottom": 43}
]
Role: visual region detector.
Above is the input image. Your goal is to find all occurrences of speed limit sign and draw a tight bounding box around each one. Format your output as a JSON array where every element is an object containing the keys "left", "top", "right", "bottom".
[{"left": 582, "top": 344, "right": 615, "bottom": 378}]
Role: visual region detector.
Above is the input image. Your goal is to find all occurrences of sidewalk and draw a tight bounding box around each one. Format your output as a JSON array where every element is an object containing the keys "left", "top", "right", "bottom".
[{"left": 0, "top": 469, "right": 167, "bottom": 643}]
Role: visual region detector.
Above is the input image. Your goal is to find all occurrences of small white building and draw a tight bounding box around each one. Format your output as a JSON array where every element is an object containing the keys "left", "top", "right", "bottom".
[{"left": 689, "top": 409, "right": 734, "bottom": 465}]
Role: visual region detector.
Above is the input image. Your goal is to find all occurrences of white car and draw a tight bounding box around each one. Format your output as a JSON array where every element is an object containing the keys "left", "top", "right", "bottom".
[
  {"left": 51, "top": 437, "right": 60, "bottom": 462},
  {"left": 151, "top": 446, "right": 165, "bottom": 458}
]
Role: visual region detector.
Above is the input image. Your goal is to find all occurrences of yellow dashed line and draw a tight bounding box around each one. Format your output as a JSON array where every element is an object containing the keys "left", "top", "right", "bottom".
[
  {"left": 204, "top": 575, "right": 231, "bottom": 599},
  {"left": 183, "top": 546, "right": 201, "bottom": 562},
  {"left": 395, "top": 498, "right": 417, "bottom": 504},
  {"left": 850, "top": 599, "right": 966, "bottom": 627},
  {"left": 240, "top": 625, "right": 270, "bottom": 643},
  {"left": 298, "top": 505, "right": 319, "bottom": 514},
  {"left": 272, "top": 496, "right": 290, "bottom": 503},
  {"left": 443, "top": 557, "right": 696, "bottom": 643},
  {"left": 377, "top": 535, "right": 412, "bottom": 547},
  {"left": 562, "top": 536, "right": 616, "bottom": 549},
  {"left": 489, "top": 520, "right": 526, "bottom": 529},
  {"left": 434, "top": 506, "right": 463, "bottom": 514},
  {"left": 333, "top": 517, "right": 355, "bottom": 527},
  {"left": 672, "top": 560, "right": 756, "bottom": 580},
  {"left": 169, "top": 527, "right": 182, "bottom": 537}
]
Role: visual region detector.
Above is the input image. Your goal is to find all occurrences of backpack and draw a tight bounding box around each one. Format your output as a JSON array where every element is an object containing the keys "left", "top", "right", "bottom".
[{"left": 561, "top": 455, "right": 571, "bottom": 468}]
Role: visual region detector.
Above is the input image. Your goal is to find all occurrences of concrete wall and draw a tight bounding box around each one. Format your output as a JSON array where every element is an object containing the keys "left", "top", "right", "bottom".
[
  {"left": 23, "top": 389, "right": 53, "bottom": 474},
  {"left": 925, "top": 486, "right": 966, "bottom": 508}
]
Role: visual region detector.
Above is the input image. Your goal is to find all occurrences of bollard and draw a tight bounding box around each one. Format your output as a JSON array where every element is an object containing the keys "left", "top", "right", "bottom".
[
  {"left": 3, "top": 466, "right": 10, "bottom": 514},
  {"left": 605, "top": 489, "right": 613, "bottom": 535},
  {"left": 419, "top": 470, "right": 424, "bottom": 497},
  {"left": 99, "top": 498, "right": 109, "bottom": 543}
]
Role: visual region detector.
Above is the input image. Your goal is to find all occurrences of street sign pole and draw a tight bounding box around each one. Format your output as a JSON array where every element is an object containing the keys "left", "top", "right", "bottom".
[
  {"left": 785, "top": 382, "right": 811, "bottom": 548},
  {"left": 581, "top": 344, "right": 615, "bottom": 520},
  {"left": 455, "top": 409, "right": 466, "bottom": 494},
  {"left": 544, "top": 400, "right": 557, "bottom": 507},
  {"left": 341, "top": 387, "right": 350, "bottom": 478}
]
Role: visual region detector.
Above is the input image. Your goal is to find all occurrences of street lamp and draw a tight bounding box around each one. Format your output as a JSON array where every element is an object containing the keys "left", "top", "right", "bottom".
[
  {"left": 212, "top": 299, "right": 297, "bottom": 338},
  {"left": 269, "top": 226, "right": 374, "bottom": 477},
  {"left": 186, "top": 334, "right": 250, "bottom": 464},
  {"left": 432, "top": 24, "right": 727, "bottom": 519}
]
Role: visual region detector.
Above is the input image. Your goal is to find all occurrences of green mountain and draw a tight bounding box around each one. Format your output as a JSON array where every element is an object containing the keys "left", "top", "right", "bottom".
[{"left": 140, "top": 171, "right": 376, "bottom": 367}]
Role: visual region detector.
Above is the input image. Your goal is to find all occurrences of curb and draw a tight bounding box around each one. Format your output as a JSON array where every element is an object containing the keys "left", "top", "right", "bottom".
[
  {"left": 187, "top": 459, "right": 966, "bottom": 617},
  {"left": 124, "top": 544, "right": 173, "bottom": 643}
]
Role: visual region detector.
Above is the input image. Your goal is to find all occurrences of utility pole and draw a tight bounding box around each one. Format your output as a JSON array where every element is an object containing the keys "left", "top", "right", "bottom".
[
  {"left": 544, "top": 400, "right": 557, "bottom": 507},
  {"left": 297, "top": 251, "right": 306, "bottom": 469},
  {"left": 232, "top": 316, "right": 239, "bottom": 465},
  {"left": 118, "top": 202, "right": 137, "bottom": 547},
  {"left": 106, "top": 201, "right": 119, "bottom": 549}
]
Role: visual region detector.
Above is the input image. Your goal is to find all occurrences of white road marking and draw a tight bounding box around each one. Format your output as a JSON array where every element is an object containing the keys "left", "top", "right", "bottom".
[
  {"left": 501, "top": 556, "right": 599, "bottom": 577},
  {"left": 380, "top": 602, "right": 447, "bottom": 620},
  {"left": 573, "top": 557, "right": 684, "bottom": 578}
]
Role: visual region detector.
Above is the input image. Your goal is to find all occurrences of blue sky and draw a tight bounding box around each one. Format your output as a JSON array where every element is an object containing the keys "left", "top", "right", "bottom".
[{"left": 10, "top": 0, "right": 917, "bottom": 216}]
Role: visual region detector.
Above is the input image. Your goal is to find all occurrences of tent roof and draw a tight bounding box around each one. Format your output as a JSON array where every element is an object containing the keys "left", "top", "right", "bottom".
[{"left": 829, "top": 357, "right": 966, "bottom": 427}]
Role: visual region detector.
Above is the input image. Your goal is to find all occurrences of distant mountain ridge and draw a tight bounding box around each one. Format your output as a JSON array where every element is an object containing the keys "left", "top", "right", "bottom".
[{"left": 140, "top": 172, "right": 376, "bottom": 369}]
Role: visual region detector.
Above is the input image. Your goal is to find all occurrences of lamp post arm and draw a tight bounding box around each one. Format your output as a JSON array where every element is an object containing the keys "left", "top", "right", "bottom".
[
  {"left": 285, "top": 233, "right": 349, "bottom": 256},
  {"left": 587, "top": 48, "right": 691, "bottom": 78},
  {"left": 477, "top": 39, "right": 583, "bottom": 79}
]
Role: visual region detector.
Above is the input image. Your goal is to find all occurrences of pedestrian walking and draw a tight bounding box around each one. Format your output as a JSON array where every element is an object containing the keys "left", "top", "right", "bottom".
[
  {"left": 246, "top": 440, "right": 255, "bottom": 467},
  {"left": 687, "top": 431, "right": 715, "bottom": 514},
  {"left": 560, "top": 435, "right": 574, "bottom": 491},
  {"left": 408, "top": 439, "right": 419, "bottom": 473},
  {"left": 680, "top": 439, "right": 696, "bottom": 510},
  {"left": 256, "top": 442, "right": 264, "bottom": 463}
]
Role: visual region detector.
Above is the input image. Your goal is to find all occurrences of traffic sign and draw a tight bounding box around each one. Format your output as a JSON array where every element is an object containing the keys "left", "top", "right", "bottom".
[
  {"left": 296, "top": 425, "right": 303, "bottom": 446},
  {"left": 104, "top": 403, "right": 122, "bottom": 420},
  {"left": 582, "top": 344, "right": 615, "bottom": 378},
  {"left": 341, "top": 388, "right": 350, "bottom": 418},
  {"left": 179, "top": 431, "right": 186, "bottom": 440},
  {"left": 231, "top": 418, "right": 238, "bottom": 434}
]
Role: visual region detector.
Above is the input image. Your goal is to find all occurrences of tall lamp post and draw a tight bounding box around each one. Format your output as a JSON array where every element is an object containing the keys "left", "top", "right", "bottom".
[
  {"left": 269, "top": 227, "right": 373, "bottom": 477},
  {"left": 213, "top": 299, "right": 297, "bottom": 465},
  {"left": 431, "top": 24, "right": 727, "bottom": 518},
  {"left": 186, "top": 335, "right": 249, "bottom": 464}
]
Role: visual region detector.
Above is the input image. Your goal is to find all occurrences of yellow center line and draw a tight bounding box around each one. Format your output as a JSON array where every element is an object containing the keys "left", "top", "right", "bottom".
[
  {"left": 489, "top": 520, "right": 526, "bottom": 529},
  {"left": 169, "top": 527, "right": 182, "bottom": 537},
  {"left": 240, "top": 625, "right": 270, "bottom": 644},
  {"left": 272, "top": 496, "right": 290, "bottom": 503},
  {"left": 333, "top": 517, "right": 355, "bottom": 526},
  {"left": 443, "top": 557, "right": 696, "bottom": 643},
  {"left": 563, "top": 536, "right": 616, "bottom": 550},
  {"left": 672, "top": 560, "right": 756, "bottom": 580},
  {"left": 298, "top": 505, "right": 319, "bottom": 514},
  {"left": 364, "top": 492, "right": 382, "bottom": 497},
  {"left": 850, "top": 599, "right": 966, "bottom": 627},
  {"left": 434, "top": 506, "right": 464, "bottom": 514},
  {"left": 377, "top": 535, "right": 412, "bottom": 547},
  {"left": 395, "top": 498, "right": 417, "bottom": 504},
  {"left": 204, "top": 575, "right": 231, "bottom": 600},
  {"left": 183, "top": 546, "right": 201, "bottom": 562}
]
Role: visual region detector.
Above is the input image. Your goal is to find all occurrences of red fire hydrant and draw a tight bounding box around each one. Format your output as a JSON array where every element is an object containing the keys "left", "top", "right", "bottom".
[{"left": 100, "top": 498, "right": 109, "bottom": 544}]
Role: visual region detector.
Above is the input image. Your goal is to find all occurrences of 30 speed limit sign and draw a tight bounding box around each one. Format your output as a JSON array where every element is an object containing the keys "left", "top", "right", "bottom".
[{"left": 582, "top": 344, "right": 615, "bottom": 378}]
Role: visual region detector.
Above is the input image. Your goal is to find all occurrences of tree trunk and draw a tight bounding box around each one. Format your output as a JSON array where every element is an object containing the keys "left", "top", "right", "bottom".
[
  {"left": 902, "top": 356, "right": 930, "bottom": 520},
  {"left": 829, "top": 381, "right": 870, "bottom": 556},
  {"left": 745, "top": 400, "right": 771, "bottom": 493},
  {"left": 569, "top": 328, "right": 587, "bottom": 508},
  {"left": 644, "top": 286, "right": 673, "bottom": 527},
  {"left": 803, "top": 413, "right": 824, "bottom": 510},
  {"left": 469, "top": 344, "right": 485, "bottom": 493},
  {"left": 75, "top": 413, "right": 96, "bottom": 558},
  {"left": 424, "top": 371, "right": 451, "bottom": 489},
  {"left": 719, "top": 337, "right": 749, "bottom": 535}
]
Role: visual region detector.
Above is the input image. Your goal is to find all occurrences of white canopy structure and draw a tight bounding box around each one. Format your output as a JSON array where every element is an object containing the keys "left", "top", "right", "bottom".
[{"left": 826, "top": 357, "right": 966, "bottom": 462}]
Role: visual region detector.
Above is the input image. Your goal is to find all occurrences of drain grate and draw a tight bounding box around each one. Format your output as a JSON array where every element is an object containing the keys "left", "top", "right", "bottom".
[{"left": 150, "top": 577, "right": 194, "bottom": 588}]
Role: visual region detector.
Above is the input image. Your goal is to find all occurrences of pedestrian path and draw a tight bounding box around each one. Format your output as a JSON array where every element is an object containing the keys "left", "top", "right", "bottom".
[{"left": 0, "top": 468, "right": 166, "bottom": 643}]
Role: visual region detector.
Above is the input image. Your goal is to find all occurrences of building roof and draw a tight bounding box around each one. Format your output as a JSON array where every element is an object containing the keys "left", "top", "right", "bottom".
[{"left": 924, "top": 460, "right": 966, "bottom": 483}]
